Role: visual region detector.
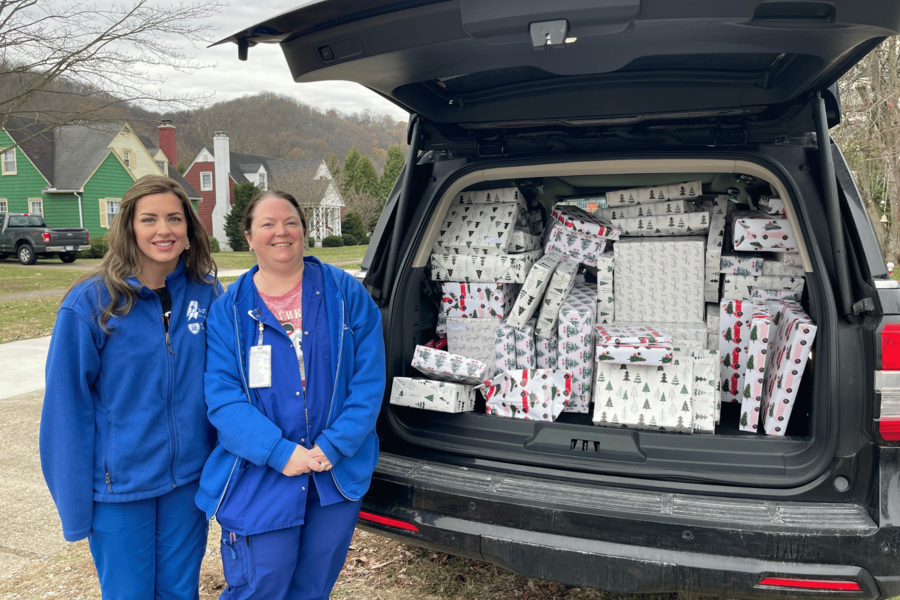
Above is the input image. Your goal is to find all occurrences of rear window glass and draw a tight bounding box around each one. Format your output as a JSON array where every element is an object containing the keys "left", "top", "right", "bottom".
[{"left": 7, "top": 216, "right": 45, "bottom": 227}]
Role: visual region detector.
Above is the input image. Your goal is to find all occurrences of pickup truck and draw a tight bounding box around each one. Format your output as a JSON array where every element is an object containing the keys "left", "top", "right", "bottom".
[{"left": 0, "top": 213, "right": 90, "bottom": 265}]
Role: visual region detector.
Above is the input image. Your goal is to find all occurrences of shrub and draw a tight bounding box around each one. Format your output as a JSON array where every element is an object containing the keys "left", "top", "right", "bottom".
[
  {"left": 341, "top": 212, "right": 367, "bottom": 243},
  {"left": 307, "top": 236, "right": 315, "bottom": 247},
  {"left": 82, "top": 233, "right": 109, "bottom": 258},
  {"left": 342, "top": 233, "right": 357, "bottom": 246},
  {"left": 322, "top": 235, "right": 344, "bottom": 248},
  {"left": 208, "top": 236, "right": 221, "bottom": 253}
]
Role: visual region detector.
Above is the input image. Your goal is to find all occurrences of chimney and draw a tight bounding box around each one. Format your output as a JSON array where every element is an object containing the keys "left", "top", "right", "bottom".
[
  {"left": 212, "top": 131, "right": 231, "bottom": 250},
  {"left": 157, "top": 119, "right": 177, "bottom": 168}
]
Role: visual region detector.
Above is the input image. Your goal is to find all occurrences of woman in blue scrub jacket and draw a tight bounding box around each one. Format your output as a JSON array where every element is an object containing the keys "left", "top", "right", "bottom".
[
  {"left": 196, "top": 190, "right": 386, "bottom": 599},
  {"left": 40, "top": 175, "right": 222, "bottom": 599}
]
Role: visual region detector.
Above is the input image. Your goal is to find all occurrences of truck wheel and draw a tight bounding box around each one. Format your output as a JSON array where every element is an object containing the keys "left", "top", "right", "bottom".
[
  {"left": 60, "top": 253, "right": 77, "bottom": 264},
  {"left": 17, "top": 245, "right": 37, "bottom": 265}
]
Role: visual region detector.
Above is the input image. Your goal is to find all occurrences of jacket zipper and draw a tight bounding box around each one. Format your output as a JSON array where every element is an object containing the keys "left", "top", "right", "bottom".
[
  {"left": 154, "top": 287, "right": 178, "bottom": 489},
  {"left": 328, "top": 300, "right": 356, "bottom": 501}
]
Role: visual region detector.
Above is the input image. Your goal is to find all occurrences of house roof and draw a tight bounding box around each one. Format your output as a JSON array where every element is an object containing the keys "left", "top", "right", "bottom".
[
  {"left": 52, "top": 123, "right": 124, "bottom": 191},
  {"left": 3, "top": 117, "right": 55, "bottom": 184},
  {"left": 166, "top": 164, "right": 201, "bottom": 200}
]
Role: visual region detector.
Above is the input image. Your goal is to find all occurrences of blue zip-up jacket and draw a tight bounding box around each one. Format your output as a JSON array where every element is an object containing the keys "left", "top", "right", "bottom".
[
  {"left": 195, "top": 257, "right": 386, "bottom": 529},
  {"left": 39, "top": 258, "right": 222, "bottom": 542}
]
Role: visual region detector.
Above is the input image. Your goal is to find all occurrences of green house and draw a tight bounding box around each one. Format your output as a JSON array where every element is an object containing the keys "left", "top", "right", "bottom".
[{"left": 0, "top": 118, "right": 200, "bottom": 238}]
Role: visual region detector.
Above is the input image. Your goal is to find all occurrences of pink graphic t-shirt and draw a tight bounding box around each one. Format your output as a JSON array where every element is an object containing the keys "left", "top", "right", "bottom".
[{"left": 258, "top": 278, "right": 304, "bottom": 387}]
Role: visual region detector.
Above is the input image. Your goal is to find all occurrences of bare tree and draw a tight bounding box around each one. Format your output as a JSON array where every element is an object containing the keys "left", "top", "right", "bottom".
[
  {"left": 268, "top": 161, "right": 341, "bottom": 240},
  {"left": 0, "top": 0, "right": 223, "bottom": 150}
]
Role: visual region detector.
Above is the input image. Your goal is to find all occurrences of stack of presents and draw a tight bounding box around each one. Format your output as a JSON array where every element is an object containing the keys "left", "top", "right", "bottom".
[{"left": 390, "top": 185, "right": 817, "bottom": 436}]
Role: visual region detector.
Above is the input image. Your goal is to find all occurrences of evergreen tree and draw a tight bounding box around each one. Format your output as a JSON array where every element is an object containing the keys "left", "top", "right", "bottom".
[
  {"left": 326, "top": 152, "right": 341, "bottom": 181},
  {"left": 342, "top": 147, "right": 361, "bottom": 193},
  {"left": 379, "top": 145, "right": 405, "bottom": 204},
  {"left": 740, "top": 412, "right": 749, "bottom": 427},
  {"left": 224, "top": 182, "right": 259, "bottom": 251},
  {"left": 353, "top": 155, "right": 380, "bottom": 197},
  {"left": 342, "top": 212, "right": 367, "bottom": 243}
]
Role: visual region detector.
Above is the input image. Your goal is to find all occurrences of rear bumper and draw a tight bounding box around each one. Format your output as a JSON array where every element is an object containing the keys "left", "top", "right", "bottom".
[
  {"left": 361, "top": 453, "right": 900, "bottom": 599},
  {"left": 43, "top": 245, "right": 88, "bottom": 252}
]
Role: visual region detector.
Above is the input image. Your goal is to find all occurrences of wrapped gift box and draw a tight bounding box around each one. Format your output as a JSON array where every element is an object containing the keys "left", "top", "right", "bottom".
[
  {"left": 434, "top": 203, "right": 523, "bottom": 256},
  {"left": 411, "top": 345, "right": 491, "bottom": 385},
  {"left": 390, "top": 377, "right": 476, "bottom": 413},
  {"left": 558, "top": 283, "right": 597, "bottom": 413},
  {"left": 777, "top": 252, "right": 803, "bottom": 268},
  {"left": 762, "top": 260, "right": 804, "bottom": 277},
  {"left": 687, "top": 349, "right": 719, "bottom": 433},
  {"left": 446, "top": 317, "right": 501, "bottom": 367},
  {"left": 610, "top": 212, "right": 710, "bottom": 237},
  {"left": 592, "top": 357, "right": 695, "bottom": 432},
  {"left": 704, "top": 197, "right": 731, "bottom": 302},
  {"left": 611, "top": 322, "right": 705, "bottom": 347},
  {"left": 596, "top": 199, "right": 696, "bottom": 221},
  {"left": 535, "top": 335, "right": 558, "bottom": 369},
  {"left": 595, "top": 325, "right": 674, "bottom": 346},
  {"left": 721, "top": 275, "right": 805, "bottom": 300},
  {"left": 739, "top": 305, "right": 773, "bottom": 432},
  {"left": 733, "top": 213, "right": 797, "bottom": 252},
  {"left": 482, "top": 369, "right": 572, "bottom": 421},
  {"left": 596, "top": 343, "right": 674, "bottom": 366},
  {"left": 719, "top": 255, "right": 764, "bottom": 276},
  {"left": 515, "top": 318, "right": 537, "bottom": 369},
  {"left": 534, "top": 259, "right": 579, "bottom": 338},
  {"left": 510, "top": 229, "right": 541, "bottom": 253},
  {"left": 605, "top": 181, "right": 702, "bottom": 206},
  {"left": 550, "top": 204, "right": 621, "bottom": 240},
  {"left": 596, "top": 252, "right": 615, "bottom": 324},
  {"left": 718, "top": 299, "right": 754, "bottom": 405},
  {"left": 430, "top": 250, "right": 543, "bottom": 283},
  {"left": 614, "top": 238, "right": 706, "bottom": 324},
  {"left": 545, "top": 222, "right": 608, "bottom": 267},
  {"left": 507, "top": 250, "right": 565, "bottom": 328},
  {"left": 761, "top": 304, "right": 817, "bottom": 436},
  {"left": 454, "top": 187, "right": 522, "bottom": 205},
  {"left": 494, "top": 322, "right": 517, "bottom": 374},
  {"left": 440, "top": 283, "right": 520, "bottom": 320},
  {"left": 751, "top": 287, "right": 800, "bottom": 301},
  {"left": 758, "top": 195, "right": 785, "bottom": 215}
]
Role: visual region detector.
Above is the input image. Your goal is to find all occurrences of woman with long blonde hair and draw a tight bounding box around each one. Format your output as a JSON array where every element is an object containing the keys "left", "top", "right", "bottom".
[{"left": 40, "top": 175, "right": 222, "bottom": 599}]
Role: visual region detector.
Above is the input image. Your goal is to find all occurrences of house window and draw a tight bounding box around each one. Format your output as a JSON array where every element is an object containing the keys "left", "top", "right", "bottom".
[
  {"left": 1, "top": 149, "right": 15, "bottom": 175},
  {"left": 258, "top": 172, "right": 267, "bottom": 190},
  {"left": 123, "top": 150, "right": 132, "bottom": 169},
  {"left": 107, "top": 200, "right": 120, "bottom": 225},
  {"left": 30, "top": 199, "right": 43, "bottom": 215},
  {"left": 0, "top": 200, "right": 7, "bottom": 212},
  {"left": 200, "top": 172, "right": 213, "bottom": 191},
  {"left": 156, "top": 160, "right": 166, "bottom": 172}
]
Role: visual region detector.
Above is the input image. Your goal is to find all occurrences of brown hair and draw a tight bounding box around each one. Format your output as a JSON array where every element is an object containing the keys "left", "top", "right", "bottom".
[
  {"left": 66, "top": 175, "right": 218, "bottom": 331},
  {"left": 242, "top": 190, "right": 308, "bottom": 236}
]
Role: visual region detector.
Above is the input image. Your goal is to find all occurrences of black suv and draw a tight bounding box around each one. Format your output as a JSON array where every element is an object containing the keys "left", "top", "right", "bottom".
[{"left": 222, "top": 2, "right": 900, "bottom": 597}]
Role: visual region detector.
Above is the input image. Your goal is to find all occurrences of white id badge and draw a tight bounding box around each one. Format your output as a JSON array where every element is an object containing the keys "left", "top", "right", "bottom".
[{"left": 248, "top": 345, "right": 272, "bottom": 388}]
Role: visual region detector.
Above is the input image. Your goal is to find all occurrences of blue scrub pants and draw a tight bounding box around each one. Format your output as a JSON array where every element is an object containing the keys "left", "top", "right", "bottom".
[
  {"left": 219, "top": 485, "right": 360, "bottom": 600},
  {"left": 88, "top": 480, "right": 208, "bottom": 600}
]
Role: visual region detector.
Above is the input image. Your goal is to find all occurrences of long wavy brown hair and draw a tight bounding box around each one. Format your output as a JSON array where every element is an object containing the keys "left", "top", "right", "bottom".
[{"left": 66, "top": 175, "right": 218, "bottom": 331}]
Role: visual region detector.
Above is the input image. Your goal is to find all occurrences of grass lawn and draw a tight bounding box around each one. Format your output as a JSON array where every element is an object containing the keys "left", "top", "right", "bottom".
[
  {"left": 0, "top": 296, "right": 60, "bottom": 343},
  {"left": 0, "top": 263, "right": 97, "bottom": 294},
  {"left": 213, "top": 245, "right": 367, "bottom": 270}
]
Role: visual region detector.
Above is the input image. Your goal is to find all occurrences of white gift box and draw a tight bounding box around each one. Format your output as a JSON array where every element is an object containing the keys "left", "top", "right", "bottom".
[
  {"left": 761, "top": 260, "right": 804, "bottom": 277},
  {"left": 411, "top": 345, "right": 491, "bottom": 385},
  {"left": 454, "top": 187, "right": 522, "bottom": 205},
  {"left": 596, "top": 199, "right": 696, "bottom": 221},
  {"left": 721, "top": 275, "right": 805, "bottom": 301},
  {"left": 534, "top": 259, "right": 579, "bottom": 338},
  {"left": 390, "top": 378, "right": 476, "bottom": 413},
  {"left": 595, "top": 325, "right": 674, "bottom": 346},
  {"left": 446, "top": 317, "right": 501, "bottom": 368},
  {"left": 440, "top": 283, "right": 520, "bottom": 320},
  {"left": 719, "top": 255, "right": 764, "bottom": 276},
  {"left": 614, "top": 238, "right": 706, "bottom": 324},
  {"left": 595, "top": 343, "right": 674, "bottom": 366},
  {"left": 611, "top": 322, "right": 706, "bottom": 347},
  {"left": 687, "top": 348, "right": 720, "bottom": 433},
  {"left": 719, "top": 298, "right": 754, "bottom": 405},
  {"left": 750, "top": 287, "right": 800, "bottom": 301},
  {"left": 544, "top": 222, "right": 608, "bottom": 267},
  {"left": 434, "top": 203, "right": 523, "bottom": 256},
  {"left": 510, "top": 228, "right": 541, "bottom": 253},
  {"left": 550, "top": 204, "right": 621, "bottom": 240},
  {"left": 494, "top": 322, "right": 517, "bottom": 374},
  {"left": 515, "top": 318, "right": 537, "bottom": 369},
  {"left": 761, "top": 304, "right": 817, "bottom": 436},
  {"left": 777, "top": 252, "right": 803, "bottom": 268},
  {"left": 605, "top": 181, "right": 702, "bottom": 206},
  {"left": 705, "top": 196, "right": 731, "bottom": 302},
  {"left": 535, "top": 335, "right": 558, "bottom": 369},
  {"left": 758, "top": 195, "right": 785, "bottom": 215},
  {"left": 739, "top": 305, "right": 773, "bottom": 432},
  {"left": 482, "top": 369, "right": 572, "bottom": 421},
  {"left": 596, "top": 252, "right": 615, "bottom": 324},
  {"left": 430, "top": 250, "right": 543, "bottom": 283},
  {"left": 706, "top": 304, "right": 720, "bottom": 333},
  {"left": 507, "top": 250, "right": 565, "bottom": 328},
  {"left": 558, "top": 282, "right": 597, "bottom": 413},
  {"left": 610, "top": 212, "right": 710, "bottom": 237},
  {"left": 733, "top": 213, "right": 797, "bottom": 252}
]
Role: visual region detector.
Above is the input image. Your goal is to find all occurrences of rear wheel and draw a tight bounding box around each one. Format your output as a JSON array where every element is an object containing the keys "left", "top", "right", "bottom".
[
  {"left": 17, "top": 245, "right": 37, "bottom": 265},
  {"left": 60, "top": 253, "right": 77, "bottom": 263}
]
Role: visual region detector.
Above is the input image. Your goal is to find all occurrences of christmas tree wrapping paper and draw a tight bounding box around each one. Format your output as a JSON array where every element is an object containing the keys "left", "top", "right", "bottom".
[
  {"left": 510, "top": 228, "right": 541, "bottom": 253},
  {"left": 596, "top": 252, "right": 615, "bottom": 323},
  {"left": 611, "top": 322, "right": 706, "bottom": 347},
  {"left": 777, "top": 252, "right": 803, "bottom": 268},
  {"left": 434, "top": 203, "right": 523, "bottom": 256},
  {"left": 430, "top": 250, "right": 543, "bottom": 283},
  {"left": 514, "top": 318, "right": 537, "bottom": 369},
  {"left": 595, "top": 343, "right": 674, "bottom": 366},
  {"left": 721, "top": 275, "right": 805, "bottom": 301},
  {"left": 751, "top": 288, "right": 800, "bottom": 301},
  {"left": 506, "top": 250, "right": 565, "bottom": 328},
  {"left": 737, "top": 304, "right": 773, "bottom": 432},
  {"left": 758, "top": 195, "right": 786, "bottom": 215},
  {"left": 481, "top": 369, "right": 572, "bottom": 421},
  {"left": 550, "top": 204, "right": 621, "bottom": 240},
  {"left": 591, "top": 357, "right": 696, "bottom": 432},
  {"left": 604, "top": 181, "right": 702, "bottom": 206},
  {"left": 544, "top": 222, "right": 608, "bottom": 267},
  {"left": 535, "top": 335, "right": 559, "bottom": 370},
  {"left": 411, "top": 345, "right": 491, "bottom": 385},
  {"left": 733, "top": 213, "right": 798, "bottom": 252},
  {"left": 705, "top": 196, "right": 731, "bottom": 302},
  {"left": 446, "top": 317, "right": 501, "bottom": 369},
  {"left": 454, "top": 187, "right": 521, "bottom": 205},
  {"left": 596, "top": 199, "right": 696, "bottom": 221},
  {"left": 609, "top": 212, "right": 710, "bottom": 237},
  {"left": 719, "top": 255, "right": 764, "bottom": 275},
  {"left": 686, "top": 349, "right": 720, "bottom": 433},
  {"left": 719, "top": 299, "right": 754, "bottom": 405},
  {"left": 614, "top": 238, "right": 706, "bottom": 324},
  {"left": 595, "top": 325, "right": 674, "bottom": 346},
  {"left": 760, "top": 304, "right": 817, "bottom": 436},
  {"left": 534, "top": 259, "right": 579, "bottom": 338},
  {"left": 558, "top": 282, "right": 598, "bottom": 413},
  {"left": 494, "top": 322, "right": 518, "bottom": 374},
  {"left": 440, "top": 283, "right": 520, "bottom": 320},
  {"left": 762, "top": 260, "right": 805, "bottom": 277},
  {"left": 390, "top": 377, "right": 476, "bottom": 413}
]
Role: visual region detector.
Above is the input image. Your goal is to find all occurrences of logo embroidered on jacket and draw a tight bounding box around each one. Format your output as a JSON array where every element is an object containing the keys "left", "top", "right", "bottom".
[
  {"left": 186, "top": 301, "right": 199, "bottom": 320},
  {"left": 188, "top": 323, "right": 201, "bottom": 334}
]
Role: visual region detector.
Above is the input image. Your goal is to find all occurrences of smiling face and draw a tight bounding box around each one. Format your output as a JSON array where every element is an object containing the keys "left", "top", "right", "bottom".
[
  {"left": 133, "top": 192, "right": 188, "bottom": 278},
  {"left": 245, "top": 195, "right": 305, "bottom": 270}
]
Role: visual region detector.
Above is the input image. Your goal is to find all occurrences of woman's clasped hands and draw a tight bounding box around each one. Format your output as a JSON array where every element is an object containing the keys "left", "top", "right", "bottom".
[{"left": 281, "top": 444, "right": 333, "bottom": 476}]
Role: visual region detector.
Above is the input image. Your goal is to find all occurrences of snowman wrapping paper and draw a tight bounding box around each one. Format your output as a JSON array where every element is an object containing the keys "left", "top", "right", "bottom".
[
  {"left": 557, "top": 282, "right": 598, "bottom": 413},
  {"left": 534, "top": 258, "right": 579, "bottom": 338},
  {"left": 733, "top": 213, "right": 797, "bottom": 252},
  {"left": 718, "top": 299, "right": 753, "bottom": 405},
  {"left": 390, "top": 378, "right": 476, "bottom": 413},
  {"left": 596, "top": 252, "right": 615, "bottom": 323},
  {"left": 609, "top": 212, "right": 710, "bottom": 237},
  {"left": 739, "top": 305, "right": 773, "bottom": 432},
  {"left": 481, "top": 369, "right": 572, "bottom": 421},
  {"left": 430, "top": 250, "right": 543, "bottom": 283},
  {"left": 440, "top": 282, "right": 520, "bottom": 320},
  {"left": 596, "top": 199, "right": 696, "bottom": 221},
  {"left": 721, "top": 275, "right": 805, "bottom": 301},
  {"left": 411, "top": 345, "right": 491, "bottom": 385},
  {"left": 506, "top": 250, "right": 565, "bottom": 329},
  {"left": 544, "top": 222, "right": 608, "bottom": 267},
  {"left": 549, "top": 204, "right": 621, "bottom": 240},
  {"left": 434, "top": 203, "right": 522, "bottom": 256},
  {"left": 604, "top": 181, "right": 702, "bottom": 206}
]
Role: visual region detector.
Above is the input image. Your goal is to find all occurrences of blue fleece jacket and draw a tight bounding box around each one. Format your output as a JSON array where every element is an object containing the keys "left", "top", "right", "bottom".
[
  {"left": 195, "top": 257, "right": 386, "bottom": 527},
  {"left": 39, "top": 259, "right": 222, "bottom": 542}
]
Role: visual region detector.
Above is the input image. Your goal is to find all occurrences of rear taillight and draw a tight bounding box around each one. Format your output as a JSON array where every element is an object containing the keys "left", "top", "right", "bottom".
[
  {"left": 87, "top": 231, "right": 90, "bottom": 243},
  {"left": 358, "top": 511, "right": 419, "bottom": 532},
  {"left": 875, "top": 323, "right": 900, "bottom": 441},
  {"left": 759, "top": 577, "right": 861, "bottom": 592},
  {"left": 41, "top": 232, "right": 50, "bottom": 243}
]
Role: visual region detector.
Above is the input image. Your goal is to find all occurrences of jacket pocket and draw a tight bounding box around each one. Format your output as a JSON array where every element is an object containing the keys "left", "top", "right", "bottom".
[{"left": 221, "top": 530, "right": 249, "bottom": 587}]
